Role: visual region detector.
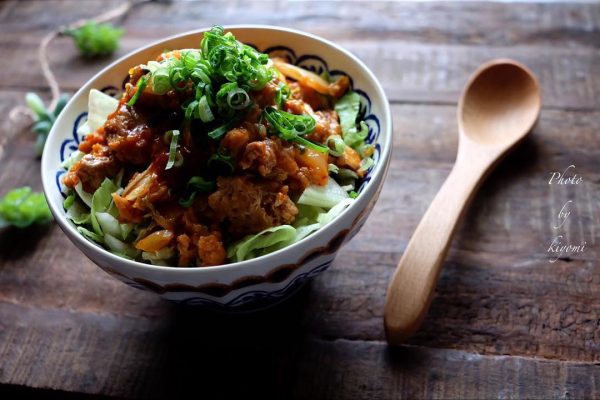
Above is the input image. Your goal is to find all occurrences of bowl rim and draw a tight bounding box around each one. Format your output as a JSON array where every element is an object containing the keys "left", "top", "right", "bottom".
[{"left": 41, "top": 24, "right": 393, "bottom": 275}]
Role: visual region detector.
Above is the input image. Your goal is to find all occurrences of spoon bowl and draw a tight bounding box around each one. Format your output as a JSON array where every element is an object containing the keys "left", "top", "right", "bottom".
[
  {"left": 384, "top": 59, "right": 540, "bottom": 345},
  {"left": 459, "top": 60, "right": 541, "bottom": 146}
]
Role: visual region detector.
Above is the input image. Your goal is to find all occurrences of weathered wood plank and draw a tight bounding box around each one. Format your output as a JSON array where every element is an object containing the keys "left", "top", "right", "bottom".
[
  {"left": 3, "top": 0, "right": 600, "bottom": 48},
  {"left": 0, "top": 88, "right": 598, "bottom": 365},
  {"left": 1, "top": 301, "right": 598, "bottom": 399},
  {"left": 0, "top": 2, "right": 599, "bottom": 109},
  {"left": 291, "top": 338, "right": 600, "bottom": 400},
  {"left": 1, "top": 0, "right": 599, "bottom": 396}
]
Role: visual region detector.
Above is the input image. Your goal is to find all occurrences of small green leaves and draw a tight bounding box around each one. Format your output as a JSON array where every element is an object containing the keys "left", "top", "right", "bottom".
[
  {"left": 0, "top": 187, "right": 53, "bottom": 229},
  {"left": 66, "top": 22, "right": 124, "bottom": 58},
  {"left": 25, "top": 92, "right": 70, "bottom": 157}
]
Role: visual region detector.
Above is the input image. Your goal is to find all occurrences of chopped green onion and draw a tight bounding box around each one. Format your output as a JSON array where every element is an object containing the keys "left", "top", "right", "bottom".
[
  {"left": 151, "top": 68, "right": 171, "bottom": 95},
  {"left": 197, "top": 95, "right": 214, "bottom": 122},
  {"left": 326, "top": 135, "right": 345, "bottom": 157},
  {"left": 227, "top": 87, "right": 250, "bottom": 110},
  {"left": 274, "top": 82, "right": 291, "bottom": 108},
  {"left": 208, "top": 150, "right": 235, "bottom": 173},
  {"left": 127, "top": 75, "right": 148, "bottom": 107},
  {"left": 263, "top": 107, "right": 328, "bottom": 153},
  {"left": 207, "top": 114, "right": 242, "bottom": 140},
  {"left": 179, "top": 176, "right": 216, "bottom": 207},
  {"left": 293, "top": 136, "right": 329, "bottom": 153},
  {"left": 263, "top": 107, "right": 315, "bottom": 138},
  {"left": 188, "top": 176, "right": 215, "bottom": 192},
  {"left": 136, "top": 26, "right": 275, "bottom": 142},
  {"left": 173, "top": 151, "right": 184, "bottom": 168},
  {"left": 349, "top": 191, "right": 358, "bottom": 199},
  {"left": 165, "top": 129, "right": 180, "bottom": 170}
]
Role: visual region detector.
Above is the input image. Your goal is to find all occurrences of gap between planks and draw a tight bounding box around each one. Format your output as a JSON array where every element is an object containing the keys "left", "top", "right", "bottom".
[{"left": 0, "top": 86, "right": 598, "bottom": 114}]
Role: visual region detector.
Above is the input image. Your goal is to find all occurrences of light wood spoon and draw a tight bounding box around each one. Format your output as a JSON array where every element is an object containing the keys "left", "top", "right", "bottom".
[{"left": 384, "top": 59, "right": 541, "bottom": 345}]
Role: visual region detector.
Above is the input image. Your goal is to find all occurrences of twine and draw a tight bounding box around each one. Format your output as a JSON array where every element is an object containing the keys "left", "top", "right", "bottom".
[{"left": 10, "top": 0, "right": 153, "bottom": 124}]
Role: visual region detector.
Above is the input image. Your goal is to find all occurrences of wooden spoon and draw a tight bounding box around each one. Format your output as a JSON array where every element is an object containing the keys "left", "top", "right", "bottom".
[{"left": 384, "top": 59, "right": 541, "bottom": 345}]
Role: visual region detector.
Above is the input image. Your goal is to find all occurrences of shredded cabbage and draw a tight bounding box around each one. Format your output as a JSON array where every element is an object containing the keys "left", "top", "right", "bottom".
[
  {"left": 104, "top": 233, "right": 139, "bottom": 258},
  {"left": 227, "top": 198, "right": 354, "bottom": 263},
  {"left": 74, "top": 182, "right": 93, "bottom": 208},
  {"left": 61, "top": 150, "right": 84, "bottom": 169},
  {"left": 90, "top": 178, "right": 118, "bottom": 236},
  {"left": 65, "top": 200, "right": 91, "bottom": 225},
  {"left": 228, "top": 225, "right": 297, "bottom": 262},
  {"left": 298, "top": 178, "right": 349, "bottom": 209},
  {"left": 142, "top": 247, "right": 176, "bottom": 265},
  {"left": 334, "top": 91, "right": 369, "bottom": 148},
  {"left": 81, "top": 89, "right": 119, "bottom": 135}
]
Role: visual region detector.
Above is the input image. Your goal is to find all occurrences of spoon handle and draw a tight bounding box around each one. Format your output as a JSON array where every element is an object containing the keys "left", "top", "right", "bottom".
[{"left": 384, "top": 152, "right": 489, "bottom": 345}]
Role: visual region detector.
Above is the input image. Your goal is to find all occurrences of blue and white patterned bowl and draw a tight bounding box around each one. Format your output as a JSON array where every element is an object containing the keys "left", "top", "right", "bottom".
[{"left": 41, "top": 26, "right": 392, "bottom": 311}]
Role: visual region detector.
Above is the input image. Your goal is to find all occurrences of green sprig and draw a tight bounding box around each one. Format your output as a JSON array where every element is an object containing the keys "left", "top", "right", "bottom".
[
  {"left": 0, "top": 187, "right": 53, "bottom": 229},
  {"left": 66, "top": 22, "right": 124, "bottom": 58},
  {"left": 25, "top": 92, "right": 70, "bottom": 157}
]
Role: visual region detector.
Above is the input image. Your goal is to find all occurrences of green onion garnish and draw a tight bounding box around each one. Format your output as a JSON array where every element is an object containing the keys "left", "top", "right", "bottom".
[
  {"left": 349, "top": 191, "right": 358, "bottom": 199},
  {"left": 208, "top": 150, "right": 235, "bottom": 173},
  {"left": 141, "top": 25, "right": 273, "bottom": 142},
  {"left": 165, "top": 129, "right": 180, "bottom": 170},
  {"left": 127, "top": 75, "right": 148, "bottom": 107},
  {"left": 263, "top": 107, "right": 315, "bottom": 138},
  {"left": 293, "top": 136, "right": 329, "bottom": 153},
  {"left": 262, "top": 107, "right": 328, "bottom": 153},
  {"left": 151, "top": 68, "right": 171, "bottom": 95},
  {"left": 207, "top": 114, "right": 242, "bottom": 140},
  {"left": 179, "top": 176, "right": 216, "bottom": 207},
  {"left": 227, "top": 87, "right": 250, "bottom": 110},
  {"left": 326, "top": 135, "right": 345, "bottom": 157},
  {"left": 274, "top": 82, "right": 291, "bottom": 108}
]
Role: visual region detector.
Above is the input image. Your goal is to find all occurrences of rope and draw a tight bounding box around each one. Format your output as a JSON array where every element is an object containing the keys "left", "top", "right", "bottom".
[{"left": 42, "top": 1, "right": 140, "bottom": 110}]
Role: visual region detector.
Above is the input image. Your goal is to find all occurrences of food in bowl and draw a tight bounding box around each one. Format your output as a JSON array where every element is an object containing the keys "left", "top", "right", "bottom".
[{"left": 61, "top": 26, "right": 375, "bottom": 268}]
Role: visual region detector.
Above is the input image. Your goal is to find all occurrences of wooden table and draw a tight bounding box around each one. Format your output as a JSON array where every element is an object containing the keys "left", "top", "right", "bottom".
[{"left": 1, "top": 1, "right": 598, "bottom": 398}]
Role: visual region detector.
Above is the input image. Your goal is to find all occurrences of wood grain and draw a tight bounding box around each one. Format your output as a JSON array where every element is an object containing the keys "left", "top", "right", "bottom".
[
  {"left": 1, "top": 301, "right": 598, "bottom": 399},
  {"left": 0, "top": 89, "right": 597, "bottom": 361},
  {"left": 0, "top": 1, "right": 599, "bottom": 109},
  {"left": 0, "top": 0, "right": 599, "bottom": 398}
]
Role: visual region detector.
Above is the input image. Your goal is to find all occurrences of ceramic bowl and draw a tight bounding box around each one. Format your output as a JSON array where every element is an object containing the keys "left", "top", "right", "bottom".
[{"left": 41, "top": 25, "right": 392, "bottom": 311}]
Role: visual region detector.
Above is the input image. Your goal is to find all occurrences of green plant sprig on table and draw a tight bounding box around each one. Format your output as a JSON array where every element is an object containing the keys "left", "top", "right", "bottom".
[
  {"left": 25, "top": 92, "right": 70, "bottom": 157},
  {"left": 65, "top": 21, "right": 124, "bottom": 58},
  {"left": 0, "top": 187, "right": 53, "bottom": 229}
]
